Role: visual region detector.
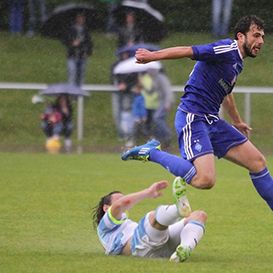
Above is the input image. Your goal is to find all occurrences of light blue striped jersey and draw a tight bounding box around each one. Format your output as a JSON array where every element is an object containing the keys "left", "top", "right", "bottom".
[
  {"left": 97, "top": 207, "right": 138, "bottom": 255},
  {"left": 179, "top": 39, "right": 243, "bottom": 115}
]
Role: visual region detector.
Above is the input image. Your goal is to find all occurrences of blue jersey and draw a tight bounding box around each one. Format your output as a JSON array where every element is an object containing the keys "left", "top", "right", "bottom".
[{"left": 179, "top": 39, "right": 243, "bottom": 115}]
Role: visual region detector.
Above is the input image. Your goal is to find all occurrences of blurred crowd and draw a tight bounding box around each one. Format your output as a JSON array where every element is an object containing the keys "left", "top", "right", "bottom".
[{"left": 1, "top": 0, "right": 234, "bottom": 153}]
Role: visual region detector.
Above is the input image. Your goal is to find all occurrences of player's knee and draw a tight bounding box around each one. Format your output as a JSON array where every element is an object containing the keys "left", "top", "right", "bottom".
[
  {"left": 250, "top": 152, "right": 266, "bottom": 173},
  {"left": 256, "top": 153, "right": 266, "bottom": 170},
  {"left": 188, "top": 210, "right": 208, "bottom": 223},
  {"left": 197, "top": 174, "right": 215, "bottom": 189}
]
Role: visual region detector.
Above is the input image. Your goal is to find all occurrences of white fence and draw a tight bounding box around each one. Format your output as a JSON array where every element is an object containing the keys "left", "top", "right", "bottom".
[{"left": 0, "top": 82, "right": 273, "bottom": 141}]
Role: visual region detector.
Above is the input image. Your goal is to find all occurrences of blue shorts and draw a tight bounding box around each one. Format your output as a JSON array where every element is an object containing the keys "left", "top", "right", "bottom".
[{"left": 174, "top": 109, "right": 248, "bottom": 161}]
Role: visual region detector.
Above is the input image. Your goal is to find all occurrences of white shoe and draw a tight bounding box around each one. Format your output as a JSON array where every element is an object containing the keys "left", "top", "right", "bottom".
[{"left": 172, "top": 177, "right": 191, "bottom": 217}]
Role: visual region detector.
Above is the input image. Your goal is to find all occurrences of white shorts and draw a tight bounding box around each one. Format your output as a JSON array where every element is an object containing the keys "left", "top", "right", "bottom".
[{"left": 131, "top": 212, "right": 186, "bottom": 258}]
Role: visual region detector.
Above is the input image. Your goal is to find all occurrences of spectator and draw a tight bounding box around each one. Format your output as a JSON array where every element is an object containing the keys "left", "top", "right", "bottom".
[
  {"left": 139, "top": 71, "right": 159, "bottom": 135},
  {"left": 117, "top": 10, "right": 142, "bottom": 47},
  {"left": 8, "top": 0, "right": 24, "bottom": 34},
  {"left": 140, "top": 69, "right": 174, "bottom": 147},
  {"left": 99, "top": 0, "right": 120, "bottom": 35},
  {"left": 115, "top": 72, "right": 138, "bottom": 148},
  {"left": 26, "top": 0, "right": 47, "bottom": 37},
  {"left": 41, "top": 95, "right": 73, "bottom": 152},
  {"left": 212, "top": 0, "right": 233, "bottom": 37},
  {"left": 131, "top": 81, "right": 147, "bottom": 145},
  {"left": 63, "top": 13, "right": 93, "bottom": 86},
  {"left": 111, "top": 50, "right": 139, "bottom": 147}
]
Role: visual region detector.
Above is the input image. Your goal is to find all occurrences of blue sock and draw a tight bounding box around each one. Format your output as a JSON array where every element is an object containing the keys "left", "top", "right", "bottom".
[
  {"left": 250, "top": 167, "right": 273, "bottom": 210},
  {"left": 149, "top": 149, "right": 196, "bottom": 184}
]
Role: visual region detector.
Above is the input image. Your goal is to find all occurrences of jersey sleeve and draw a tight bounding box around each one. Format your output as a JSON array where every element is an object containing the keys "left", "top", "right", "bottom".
[
  {"left": 107, "top": 206, "right": 127, "bottom": 225},
  {"left": 192, "top": 39, "right": 236, "bottom": 62}
]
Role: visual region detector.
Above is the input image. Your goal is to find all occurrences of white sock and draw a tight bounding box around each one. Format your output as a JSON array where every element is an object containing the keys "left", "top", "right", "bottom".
[
  {"left": 155, "top": 205, "right": 180, "bottom": 226},
  {"left": 180, "top": 220, "right": 205, "bottom": 251}
]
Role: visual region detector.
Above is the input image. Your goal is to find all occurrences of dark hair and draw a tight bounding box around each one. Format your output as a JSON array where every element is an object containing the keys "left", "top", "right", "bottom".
[
  {"left": 234, "top": 15, "right": 265, "bottom": 40},
  {"left": 92, "top": 191, "right": 121, "bottom": 229},
  {"left": 54, "top": 95, "right": 73, "bottom": 115}
]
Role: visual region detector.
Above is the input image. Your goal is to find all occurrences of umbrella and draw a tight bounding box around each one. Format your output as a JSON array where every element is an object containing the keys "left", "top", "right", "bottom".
[
  {"left": 113, "top": 0, "right": 166, "bottom": 42},
  {"left": 116, "top": 42, "right": 160, "bottom": 57},
  {"left": 40, "top": 3, "right": 96, "bottom": 39},
  {"left": 113, "top": 57, "right": 162, "bottom": 74},
  {"left": 40, "top": 83, "right": 89, "bottom": 96}
]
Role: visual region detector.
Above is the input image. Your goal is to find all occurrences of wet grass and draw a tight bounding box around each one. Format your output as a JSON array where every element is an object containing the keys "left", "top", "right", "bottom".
[{"left": 1, "top": 153, "right": 273, "bottom": 273}]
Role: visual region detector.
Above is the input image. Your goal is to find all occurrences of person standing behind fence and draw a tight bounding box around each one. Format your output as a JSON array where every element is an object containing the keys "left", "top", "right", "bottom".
[
  {"left": 63, "top": 13, "right": 93, "bottom": 86},
  {"left": 212, "top": 0, "right": 233, "bottom": 37},
  {"left": 131, "top": 81, "right": 147, "bottom": 144},
  {"left": 140, "top": 69, "right": 174, "bottom": 148},
  {"left": 8, "top": 0, "right": 24, "bottom": 34},
  {"left": 26, "top": 0, "right": 47, "bottom": 37},
  {"left": 117, "top": 10, "right": 142, "bottom": 48}
]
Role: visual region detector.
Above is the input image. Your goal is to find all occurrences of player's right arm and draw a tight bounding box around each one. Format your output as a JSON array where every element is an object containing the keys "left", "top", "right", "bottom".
[
  {"left": 135, "top": 47, "right": 194, "bottom": 64},
  {"left": 223, "top": 93, "right": 252, "bottom": 137},
  {"left": 110, "top": 181, "right": 168, "bottom": 220}
]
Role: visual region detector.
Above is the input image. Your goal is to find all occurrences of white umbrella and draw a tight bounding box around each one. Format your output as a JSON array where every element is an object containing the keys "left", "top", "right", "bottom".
[
  {"left": 113, "top": 57, "right": 162, "bottom": 74},
  {"left": 122, "top": 0, "right": 164, "bottom": 22},
  {"left": 40, "top": 83, "right": 89, "bottom": 96}
]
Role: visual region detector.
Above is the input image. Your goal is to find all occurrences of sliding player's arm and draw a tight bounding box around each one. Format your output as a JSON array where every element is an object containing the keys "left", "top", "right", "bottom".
[{"left": 110, "top": 181, "right": 168, "bottom": 220}]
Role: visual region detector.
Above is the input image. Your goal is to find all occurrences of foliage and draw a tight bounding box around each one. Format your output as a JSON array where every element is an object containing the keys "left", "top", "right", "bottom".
[{"left": 1, "top": 1, "right": 273, "bottom": 32}]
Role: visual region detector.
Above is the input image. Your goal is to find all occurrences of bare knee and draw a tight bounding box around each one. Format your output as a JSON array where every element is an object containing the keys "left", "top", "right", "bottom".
[
  {"left": 250, "top": 153, "right": 266, "bottom": 173},
  {"left": 187, "top": 210, "right": 207, "bottom": 224},
  {"left": 192, "top": 173, "right": 216, "bottom": 189}
]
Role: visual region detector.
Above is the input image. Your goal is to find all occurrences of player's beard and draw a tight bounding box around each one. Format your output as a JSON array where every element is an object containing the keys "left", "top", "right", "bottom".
[{"left": 243, "top": 41, "right": 256, "bottom": 58}]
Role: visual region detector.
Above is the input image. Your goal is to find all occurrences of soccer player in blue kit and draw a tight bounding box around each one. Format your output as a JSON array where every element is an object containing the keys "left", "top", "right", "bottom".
[{"left": 121, "top": 15, "right": 273, "bottom": 210}]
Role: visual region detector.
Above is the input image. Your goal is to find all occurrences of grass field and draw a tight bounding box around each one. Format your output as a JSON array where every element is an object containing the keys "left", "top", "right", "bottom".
[{"left": 1, "top": 153, "right": 272, "bottom": 273}]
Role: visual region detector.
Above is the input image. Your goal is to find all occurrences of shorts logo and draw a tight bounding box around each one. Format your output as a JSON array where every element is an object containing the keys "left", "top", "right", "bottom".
[{"left": 194, "top": 140, "right": 202, "bottom": 152}]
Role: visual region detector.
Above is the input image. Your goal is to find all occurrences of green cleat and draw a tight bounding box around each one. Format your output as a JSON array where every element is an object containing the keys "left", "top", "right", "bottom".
[
  {"left": 172, "top": 177, "right": 192, "bottom": 217},
  {"left": 169, "top": 245, "right": 191, "bottom": 263}
]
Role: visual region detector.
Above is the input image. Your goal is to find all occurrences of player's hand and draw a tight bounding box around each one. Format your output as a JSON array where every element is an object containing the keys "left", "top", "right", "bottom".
[
  {"left": 147, "top": 180, "right": 168, "bottom": 199},
  {"left": 233, "top": 122, "right": 252, "bottom": 138},
  {"left": 135, "top": 48, "right": 154, "bottom": 64}
]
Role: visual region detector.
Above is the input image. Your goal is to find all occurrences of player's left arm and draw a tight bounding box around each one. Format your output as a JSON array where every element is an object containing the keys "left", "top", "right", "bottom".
[
  {"left": 110, "top": 181, "right": 168, "bottom": 220},
  {"left": 222, "top": 93, "right": 252, "bottom": 137}
]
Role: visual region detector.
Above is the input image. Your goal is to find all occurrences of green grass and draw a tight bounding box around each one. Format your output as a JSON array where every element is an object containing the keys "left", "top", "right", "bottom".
[
  {"left": 0, "top": 31, "right": 273, "bottom": 151},
  {"left": 1, "top": 153, "right": 273, "bottom": 273}
]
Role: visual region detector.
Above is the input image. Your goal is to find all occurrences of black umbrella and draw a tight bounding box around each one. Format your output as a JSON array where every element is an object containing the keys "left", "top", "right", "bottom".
[
  {"left": 41, "top": 3, "right": 96, "bottom": 39},
  {"left": 113, "top": 0, "right": 166, "bottom": 42}
]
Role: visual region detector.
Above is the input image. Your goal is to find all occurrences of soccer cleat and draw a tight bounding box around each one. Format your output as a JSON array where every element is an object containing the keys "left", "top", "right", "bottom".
[
  {"left": 169, "top": 245, "right": 191, "bottom": 263},
  {"left": 121, "top": 139, "right": 161, "bottom": 162},
  {"left": 172, "top": 177, "right": 192, "bottom": 217}
]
